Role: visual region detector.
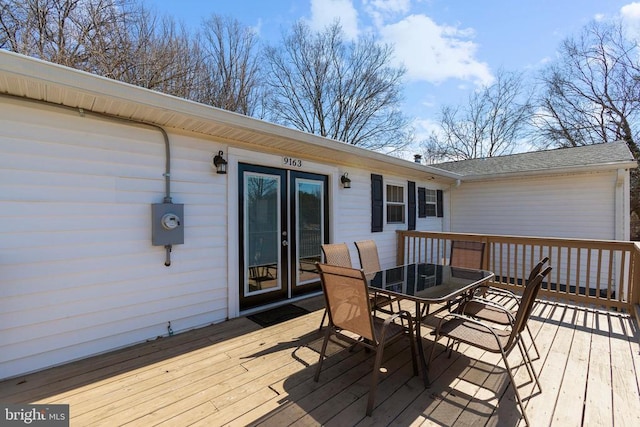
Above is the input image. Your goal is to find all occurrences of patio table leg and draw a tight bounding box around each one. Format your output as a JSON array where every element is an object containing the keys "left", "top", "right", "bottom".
[{"left": 415, "top": 300, "right": 431, "bottom": 387}]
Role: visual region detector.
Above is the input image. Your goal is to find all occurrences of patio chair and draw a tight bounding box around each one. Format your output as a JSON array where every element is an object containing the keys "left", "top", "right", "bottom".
[
  {"left": 314, "top": 263, "right": 418, "bottom": 416},
  {"left": 354, "top": 239, "right": 397, "bottom": 313},
  {"left": 354, "top": 239, "right": 382, "bottom": 274},
  {"left": 317, "top": 243, "right": 353, "bottom": 331},
  {"left": 428, "top": 267, "right": 551, "bottom": 427},
  {"left": 321, "top": 243, "right": 353, "bottom": 268},
  {"left": 461, "top": 257, "right": 550, "bottom": 360},
  {"left": 449, "top": 240, "right": 486, "bottom": 269},
  {"left": 421, "top": 240, "right": 487, "bottom": 317}
]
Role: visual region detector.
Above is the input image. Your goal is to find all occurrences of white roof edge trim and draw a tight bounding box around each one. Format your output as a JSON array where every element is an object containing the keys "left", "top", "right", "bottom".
[{"left": 0, "top": 50, "right": 462, "bottom": 182}]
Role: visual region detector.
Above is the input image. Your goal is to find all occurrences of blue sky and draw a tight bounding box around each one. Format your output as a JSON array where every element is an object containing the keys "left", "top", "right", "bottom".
[{"left": 148, "top": 0, "right": 640, "bottom": 153}]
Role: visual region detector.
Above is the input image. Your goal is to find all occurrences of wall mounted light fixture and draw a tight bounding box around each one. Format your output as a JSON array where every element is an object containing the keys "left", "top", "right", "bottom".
[
  {"left": 340, "top": 172, "right": 351, "bottom": 189},
  {"left": 213, "top": 151, "right": 227, "bottom": 174}
]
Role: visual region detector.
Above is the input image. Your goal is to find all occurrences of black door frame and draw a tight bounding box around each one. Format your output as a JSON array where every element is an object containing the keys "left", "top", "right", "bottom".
[{"left": 238, "top": 164, "right": 329, "bottom": 310}]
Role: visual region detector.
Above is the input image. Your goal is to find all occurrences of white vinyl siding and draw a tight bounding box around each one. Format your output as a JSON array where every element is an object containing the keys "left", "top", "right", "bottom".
[
  {"left": 330, "top": 172, "right": 445, "bottom": 270},
  {"left": 449, "top": 173, "right": 617, "bottom": 239},
  {"left": 0, "top": 100, "right": 228, "bottom": 378}
]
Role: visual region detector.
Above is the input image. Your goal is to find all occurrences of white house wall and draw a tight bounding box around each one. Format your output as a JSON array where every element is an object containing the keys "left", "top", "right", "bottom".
[
  {"left": 448, "top": 172, "right": 619, "bottom": 239},
  {"left": 0, "top": 99, "right": 229, "bottom": 379},
  {"left": 328, "top": 171, "right": 446, "bottom": 270},
  {"left": 1, "top": 98, "right": 447, "bottom": 379}
]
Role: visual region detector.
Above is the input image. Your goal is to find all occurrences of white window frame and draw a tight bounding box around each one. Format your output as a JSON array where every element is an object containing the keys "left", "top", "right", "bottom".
[
  {"left": 425, "top": 188, "right": 437, "bottom": 217},
  {"left": 385, "top": 182, "right": 406, "bottom": 224}
]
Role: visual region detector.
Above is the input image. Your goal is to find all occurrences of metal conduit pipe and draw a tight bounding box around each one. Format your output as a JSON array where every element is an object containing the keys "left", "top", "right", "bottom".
[{"left": 1, "top": 93, "right": 176, "bottom": 265}]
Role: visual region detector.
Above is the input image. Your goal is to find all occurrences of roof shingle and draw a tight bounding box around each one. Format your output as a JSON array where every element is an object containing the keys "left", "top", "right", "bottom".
[{"left": 431, "top": 142, "right": 637, "bottom": 177}]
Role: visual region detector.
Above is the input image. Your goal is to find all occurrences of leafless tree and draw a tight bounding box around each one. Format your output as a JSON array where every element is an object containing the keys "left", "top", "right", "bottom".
[
  {"left": 89, "top": 5, "right": 203, "bottom": 99},
  {"left": 424, "top": 70, "right": 534, "bottom": 161},
  {"left": 0, "top": 0, "right": 127, "bottom": 67},
  {"left": 0, "top": 0, "right": 204, "bottom": 100},
  {"left": 534, "top": 20, "right": 640, "bottom": 153},
  {"left": 197, "top": 15, "right": 263, "bottom": 116},
  {"left": 263, "top": 20, "right": 412, "bottom": 151}
]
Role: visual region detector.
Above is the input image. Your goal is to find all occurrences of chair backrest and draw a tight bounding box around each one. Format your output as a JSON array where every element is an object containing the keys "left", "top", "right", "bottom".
[
  {"left": 316, "top": 263, "right": 375, "bottom": 342},
  {"left": 354, "top": 240, "right": 381, "bottom": 274},
  {"left": 450, "top": 240, "right": 485, "bottom": 269},
  {"left": 511, "top": 266, "right": 552, "bottom": 339},
  {"left": 321, "top": 243, "right": 352, "bottom": 268},
  {"left": 526, "top": 256, "right": 550, "bottom": 283}
]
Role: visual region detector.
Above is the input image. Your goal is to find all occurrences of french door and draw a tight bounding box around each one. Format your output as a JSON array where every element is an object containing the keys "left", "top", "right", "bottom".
[{"left": 238, "top": 164, "right": 328, "bottom": 310}]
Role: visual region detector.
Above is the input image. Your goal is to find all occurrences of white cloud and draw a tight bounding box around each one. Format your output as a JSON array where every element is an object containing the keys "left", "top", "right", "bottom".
[
  {"left": 620, "top": 2, "right": 640, "bottom": 41},
  {"left": 379, "top": 14, "right": 493, "bottom": 86},
  {"left": 369, "top": 0, "right": 411, "bottom": 14},
  {"left": 363, "top": 0, "right": 411, "bottom": 27},
  {"left": 621, "top": 2, "right": 640, "bottom": 20},
  {"left": 308, "top": 0, "right": 359, "bottom": 39}
]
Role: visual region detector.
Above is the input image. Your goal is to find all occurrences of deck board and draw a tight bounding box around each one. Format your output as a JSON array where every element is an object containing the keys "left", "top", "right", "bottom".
[{"left": 0, "top": 297, "right": 638, "bottom": 427}]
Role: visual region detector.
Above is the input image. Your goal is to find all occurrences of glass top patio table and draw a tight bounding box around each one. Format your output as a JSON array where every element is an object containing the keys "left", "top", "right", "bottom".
[
  {"left": 367, "top": 263, "right": 494, "bottom": 303},
  {"left": 366, "top": 263, "right": 495, "bottom": 387}
]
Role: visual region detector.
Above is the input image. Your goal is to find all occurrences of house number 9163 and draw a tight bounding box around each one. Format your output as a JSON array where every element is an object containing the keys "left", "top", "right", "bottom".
[{"left": 283, "top": 157, "right": 303, "bottom": 168}]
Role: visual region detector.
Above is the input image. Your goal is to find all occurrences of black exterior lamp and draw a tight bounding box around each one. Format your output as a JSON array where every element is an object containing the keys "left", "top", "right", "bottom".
[
  {"left": 340, "top": 172, "right": 351, "bottom": 189},
  {"left": 213, "top": 150, "right": 227, "bottom": 174}
]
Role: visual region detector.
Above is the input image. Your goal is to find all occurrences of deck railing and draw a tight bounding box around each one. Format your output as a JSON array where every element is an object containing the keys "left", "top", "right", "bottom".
[{"left": 397, "top": 231, "right": 640, "bottom": 317}]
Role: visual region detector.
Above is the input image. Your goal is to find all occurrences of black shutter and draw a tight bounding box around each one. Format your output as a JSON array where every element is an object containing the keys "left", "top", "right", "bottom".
[
  {"left": 418, "top": 187, "right": 426, "bottom": 218},
  {"left": 371, "top": 174, "right": 383, "bottom": 232},
  {"left": 436, "top": 189, "right": 444, "bottom": 218},
  {"left": 408, "top": 181, "right": 416, "bottom": 230}
]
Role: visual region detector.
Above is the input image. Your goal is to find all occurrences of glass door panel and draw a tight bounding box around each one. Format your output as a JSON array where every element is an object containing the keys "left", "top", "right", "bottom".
[
  {"left": 296, "top": 179, "right": 323, "bottom": 285},
  {"left": 291, "top": 171, "right": 328, "bottom": 296},
  {"left": 245, "top": 172, "right": 280, "bottom": 293},
  {"left": 239, "top": 165, "right": 287, "bottom": 309},
  {"left": 239, "top": 165, "right": 328, "bottom": 309}
]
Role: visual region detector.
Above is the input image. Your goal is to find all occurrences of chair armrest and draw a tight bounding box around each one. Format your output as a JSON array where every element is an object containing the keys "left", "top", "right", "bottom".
[
  {"left": 462, "top": 298, "right": 516, "bottom": 323},
  {"left": 381, "top": 309, "right": 415, "bottom": 334},
  {"left": 475, "top": 285, "right": 520, "bottom": 302},
  {"left": 435, "top": 312, "right": 503, "bottom": 341}
]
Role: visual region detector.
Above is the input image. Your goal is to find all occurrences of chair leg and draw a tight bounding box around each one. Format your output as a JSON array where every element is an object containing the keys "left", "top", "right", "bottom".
[
  {"left": 314, "top": 328, "right": 332, "bottom": 382},
  {"left": 366, "top": 346, "right": 386, "bottom": 416},
  {"left": 427, "top": 331, "right": 439, "bottom": 370},
  {"left": 501, "top": 349, "right": 531, "bottom": 427},
  {"left": 516, "top": 339, "right": 537, "bottom": 384},
  {"left": 518, "top": 338, "right": 542, "bottom": 392},
  {"left": 525, "top": 324, "right": 541, "bottom": 360},
  {"left": 318, "top": 308, "right": 327, "bottom": 332},
  {"left": 406, "top": 322, "right": 419, "bottom": 377}
]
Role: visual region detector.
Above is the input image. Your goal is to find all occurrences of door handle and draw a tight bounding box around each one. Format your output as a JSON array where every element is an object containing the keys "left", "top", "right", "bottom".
[{"left": 282, "top": 240, "right": 288, "bottom": 247}]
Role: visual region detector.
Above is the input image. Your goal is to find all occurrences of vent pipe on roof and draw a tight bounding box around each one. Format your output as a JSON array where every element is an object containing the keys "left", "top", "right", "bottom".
[{"left": 414, "top": 154, "right": 422, "bottom": 164}]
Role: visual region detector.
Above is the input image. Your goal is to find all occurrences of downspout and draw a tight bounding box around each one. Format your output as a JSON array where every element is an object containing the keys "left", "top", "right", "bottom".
[
  {"left": 615, "top": 169, "right": 627, "bottom": 241},
  {"left": 447, "top": 179, "right": 462, "bottom": 232},
  {"left": 614, "top": 169, "right": 629, "bottom": 301}
]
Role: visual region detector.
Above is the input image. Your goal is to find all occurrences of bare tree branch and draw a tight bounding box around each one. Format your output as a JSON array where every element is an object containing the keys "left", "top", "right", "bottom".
[
  {"left": 263, "top": 20, "right": 412, "bottom": 151},
  {"left": 424, "top": 69, "right": 533, "bottom": 162}
]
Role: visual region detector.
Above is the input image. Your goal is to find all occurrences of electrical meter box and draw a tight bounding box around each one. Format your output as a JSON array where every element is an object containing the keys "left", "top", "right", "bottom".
[{"left": 151, "top": 203, "right": 184, "bottom": 246}]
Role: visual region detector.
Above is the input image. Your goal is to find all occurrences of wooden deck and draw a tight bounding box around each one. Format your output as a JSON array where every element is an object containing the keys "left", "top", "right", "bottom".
[{"left": 1, "top": 296, "right": 639, "bottom": 426}]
